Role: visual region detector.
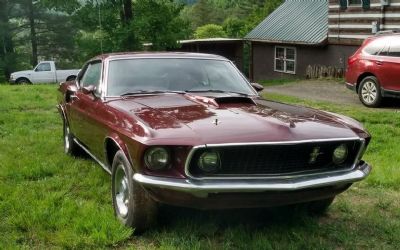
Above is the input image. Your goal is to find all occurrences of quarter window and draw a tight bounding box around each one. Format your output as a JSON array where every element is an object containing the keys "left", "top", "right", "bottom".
[
  {"left": 274, "top": 46, "right": 296, "bottom": 74},
  {"left": 81, "top": 62, "right": 102, "bottom": 90}
]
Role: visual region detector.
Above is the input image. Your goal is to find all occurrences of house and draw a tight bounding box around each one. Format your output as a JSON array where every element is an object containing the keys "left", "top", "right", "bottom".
[
  {"left": 245, "top": 0, "right": 400, "bottom": 81},
  {"left": 173, "top": 38, "right": 244, "bottom": 72},
  {"left": 145, "top": 38, "right": 244, "bottom": 72}
]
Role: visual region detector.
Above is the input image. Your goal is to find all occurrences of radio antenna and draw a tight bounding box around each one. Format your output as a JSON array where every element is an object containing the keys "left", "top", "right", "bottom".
[{"left": 98, "top": 2, "right": 103, "bottom": 54}]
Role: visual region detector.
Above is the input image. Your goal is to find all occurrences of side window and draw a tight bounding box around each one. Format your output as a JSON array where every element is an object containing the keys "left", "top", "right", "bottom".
[
  {"left": 388, "top": 38, "right": 400, "bottom": 57},
  {"left": 35, "top": 63, "right": 51, "bottom": 72},
  {"left": 80, "top": 62, "right": 102, "bottom": 91}
]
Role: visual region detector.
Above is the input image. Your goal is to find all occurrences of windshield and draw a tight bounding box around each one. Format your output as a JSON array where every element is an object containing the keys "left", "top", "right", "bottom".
[{"left": 107, "top": 58, "right": 255, "bottom": 96}]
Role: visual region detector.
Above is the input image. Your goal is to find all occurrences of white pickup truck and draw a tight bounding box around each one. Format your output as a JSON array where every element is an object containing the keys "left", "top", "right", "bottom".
[{"left": 9, "top": 61, "right": 80, "bottom": 84}]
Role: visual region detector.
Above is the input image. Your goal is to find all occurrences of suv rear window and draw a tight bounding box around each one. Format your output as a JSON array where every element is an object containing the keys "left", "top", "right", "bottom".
[{"left": 363, "top": 38, "right": 387, "bottom": 55}]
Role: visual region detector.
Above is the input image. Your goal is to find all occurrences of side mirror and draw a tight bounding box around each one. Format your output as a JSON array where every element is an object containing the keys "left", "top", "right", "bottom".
[
  {"left": 251, "top": 82, "right": 264, "bottom": 92},
  {"left": 82, "top": 85, "right": 96, "bottom": 95}
]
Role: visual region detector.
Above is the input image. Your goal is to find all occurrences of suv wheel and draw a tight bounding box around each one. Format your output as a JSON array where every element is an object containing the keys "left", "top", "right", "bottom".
[
  {"left": 111, "top": 150, "right": 157, "bottom": 234},
  {"left": 358, "top": 76, "right": 382, "bottom": 107}
]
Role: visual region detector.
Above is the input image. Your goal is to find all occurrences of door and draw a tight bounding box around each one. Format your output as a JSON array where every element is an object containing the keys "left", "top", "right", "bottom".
[
  {"left": 32, "top": 62, "right": 55, "bottom": 83},
  {"left": 67, "top": 61, "right": 106, "bottom": 158},
  {"left": 380, "top": 37, "right": 400, "bottom": 91}
]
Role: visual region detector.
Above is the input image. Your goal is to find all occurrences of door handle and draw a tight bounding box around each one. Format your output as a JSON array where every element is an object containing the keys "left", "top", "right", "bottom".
[{"left": 375, "top": 61, "right": 383, "bottom": 66}]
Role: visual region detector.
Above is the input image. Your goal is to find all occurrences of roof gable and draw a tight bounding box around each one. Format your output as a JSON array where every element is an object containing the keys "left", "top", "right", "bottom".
[{"left": 245, "top": 0, "right": 328, "bottom": 45}]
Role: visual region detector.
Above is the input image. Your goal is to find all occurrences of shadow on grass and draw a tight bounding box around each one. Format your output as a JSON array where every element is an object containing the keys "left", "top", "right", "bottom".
[{"left": 157, "top": 204, "right": 314, "bottom": 231}]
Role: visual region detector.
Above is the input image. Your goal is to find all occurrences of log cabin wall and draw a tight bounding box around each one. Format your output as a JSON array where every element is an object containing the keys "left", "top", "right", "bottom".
[{"left": 328, "top": 0, "right": 400, "bottom": 45}]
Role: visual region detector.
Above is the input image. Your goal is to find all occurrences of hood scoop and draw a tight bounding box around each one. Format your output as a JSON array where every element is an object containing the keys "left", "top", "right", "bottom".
[
  {"left": 185, "top": 94, "right": 255, "bottom": 107},
  {"left": 214, "top": 96, "right": 255, "bottom": 105}
]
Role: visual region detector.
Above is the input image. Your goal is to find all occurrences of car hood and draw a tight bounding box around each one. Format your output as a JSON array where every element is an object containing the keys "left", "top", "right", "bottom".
[
  {"left": 107, "top": 94, "right": 361, "bottom": 145},
  {"left": 12, "top": 70, "right": 34, "bottom": 76}
]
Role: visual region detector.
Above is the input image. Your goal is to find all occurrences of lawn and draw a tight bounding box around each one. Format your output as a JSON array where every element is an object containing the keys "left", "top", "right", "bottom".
[{"left": 0, "top": 84, "right": 399, "bottom": 249}]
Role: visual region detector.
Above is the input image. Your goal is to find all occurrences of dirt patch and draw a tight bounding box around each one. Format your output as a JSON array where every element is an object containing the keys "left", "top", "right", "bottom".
[{"left": 263, "top": 80, "right": 362, "bottom": 106}]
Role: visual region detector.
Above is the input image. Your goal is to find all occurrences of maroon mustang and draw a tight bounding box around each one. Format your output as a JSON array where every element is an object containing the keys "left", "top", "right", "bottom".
[{"left": 57, "top": 52, "right": 371, "bottom": 232}]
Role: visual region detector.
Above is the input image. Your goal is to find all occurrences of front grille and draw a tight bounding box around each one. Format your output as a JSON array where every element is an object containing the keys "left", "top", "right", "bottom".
[{"left": 188, "top": 140, "right": 362, "bottom": 178}]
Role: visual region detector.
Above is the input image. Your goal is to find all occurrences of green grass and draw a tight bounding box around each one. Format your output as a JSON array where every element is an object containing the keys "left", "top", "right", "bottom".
[
  {"left": 259, "top": 78, "right": 299, "bottom": 86},
  {"left": 259, "top": 78, "right": 345, "bottom": 87},
  {"left": 0, "top": 85, "right": 399, "bottom": 249}
]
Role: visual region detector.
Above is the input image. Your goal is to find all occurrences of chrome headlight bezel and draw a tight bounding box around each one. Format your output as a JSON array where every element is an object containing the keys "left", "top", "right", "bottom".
[{"left": 144, "top": 147, "right": 170, "bottom": 171}]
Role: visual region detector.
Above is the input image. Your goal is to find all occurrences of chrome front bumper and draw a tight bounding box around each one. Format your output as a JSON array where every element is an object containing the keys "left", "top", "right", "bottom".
[{"left": 134, "top": 162, "right": 371, "bottom": 197}]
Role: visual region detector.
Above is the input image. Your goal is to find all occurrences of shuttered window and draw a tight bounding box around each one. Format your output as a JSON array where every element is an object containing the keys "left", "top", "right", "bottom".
[
  {"left": 341, "top": 0, "right": 370, "bottom": 9},
  {"left": 362, "top": 0, "right": 370, "bottom": 10},
  {"left": 339, "top": 0, "right": 347, "bottom": 10}
]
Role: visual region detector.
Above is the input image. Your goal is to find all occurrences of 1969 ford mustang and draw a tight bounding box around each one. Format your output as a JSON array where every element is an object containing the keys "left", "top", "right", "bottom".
[{"left": 57, "top": 52, "right": 371, "bottom": 233}]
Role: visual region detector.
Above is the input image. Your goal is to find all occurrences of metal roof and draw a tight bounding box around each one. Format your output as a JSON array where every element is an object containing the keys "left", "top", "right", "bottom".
[{"left": 245, "top": 0, "right": 328, "bottom": 45}]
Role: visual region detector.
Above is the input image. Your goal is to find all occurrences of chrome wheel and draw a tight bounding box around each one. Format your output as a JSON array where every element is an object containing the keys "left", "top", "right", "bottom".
[
  {"left": 64, "top": 125, "right": 70, "bottom": 153},
  {"left": 361, "top": 81, "right": 377, "bottom": 104},
  {"left": 114, "top": 164, "right": 130, "bottom": 218}
]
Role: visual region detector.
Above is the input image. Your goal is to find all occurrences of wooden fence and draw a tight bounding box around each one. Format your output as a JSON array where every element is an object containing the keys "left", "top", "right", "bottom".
[{"left": 306, "top": 65, "right": 344, "bottom": 79}]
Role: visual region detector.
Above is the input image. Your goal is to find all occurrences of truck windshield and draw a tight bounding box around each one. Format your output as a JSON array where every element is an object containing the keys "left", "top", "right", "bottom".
[{"left": 107, "top": 58, "right": 254, "bottom": 96}]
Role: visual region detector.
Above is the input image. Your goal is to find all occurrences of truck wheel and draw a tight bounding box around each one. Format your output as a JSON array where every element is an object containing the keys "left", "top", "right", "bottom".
[
  {"left": 358, "top": 76, "right": 382, "bottom": 108},
  {"left": 63, "top": 120, "right": 81, "bottom": 156},
  {"left": 16, "top": 78, "right": 31, "bottom": 85},
  {"left": 111, "top": 150, "right": 157, "bottom": 234}
]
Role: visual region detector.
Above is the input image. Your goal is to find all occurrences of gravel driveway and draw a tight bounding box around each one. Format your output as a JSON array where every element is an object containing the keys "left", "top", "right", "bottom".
[{"left": 263, "top": 80, "right": 362, "bottom": 106}]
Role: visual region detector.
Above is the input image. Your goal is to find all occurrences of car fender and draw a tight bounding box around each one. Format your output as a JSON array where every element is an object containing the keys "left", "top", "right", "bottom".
[{"left": 104, "top": 134, "right": 135, "bottom": 170}]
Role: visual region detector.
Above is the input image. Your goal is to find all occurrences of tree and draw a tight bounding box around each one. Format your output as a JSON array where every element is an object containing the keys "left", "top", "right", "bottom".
[
  {"left": 134, "top": 0, "right": 190, "bottom": 50},
  {"left": 194, "top": 24, "right": 227, "bottom": 39},
  {"left": 0, "top": 0, "right": 16, "bottom": 81},
  {"left": 223, "top": 17, "right": 246, "bottom": 38}
]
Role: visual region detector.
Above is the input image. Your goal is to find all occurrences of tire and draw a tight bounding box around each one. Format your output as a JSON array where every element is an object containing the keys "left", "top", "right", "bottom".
[
  {"left": 63, "top": 120, "right": 80, "bottom": 156},
  {"left": 358, "top": 76, "right": 382, "bottom": 108},
  {"left": 15, "top": 78, "right": 31, "bottom": 85},
  {"left": 66, "top": 75, "right": 76, "bottom": 82},
  {"left": 111, "top": 150, "right": 157, "bottom": 234},
  {"left": 304, "top": 197, "right": 335, "bottom": 215}
]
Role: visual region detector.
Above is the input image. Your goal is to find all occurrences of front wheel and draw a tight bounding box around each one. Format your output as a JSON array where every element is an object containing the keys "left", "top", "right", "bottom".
[
  {"left": 15, "top": 78, "right": 31, "bottom": 85},
  {"left": 111, "top": 150, "right": 157, "bottom": 234},
  {"left": 63, "top": 120, "right": 80, "bottom": 156},
  {"left": 358, "top": 76, "right": 382, "bottom": 107}
]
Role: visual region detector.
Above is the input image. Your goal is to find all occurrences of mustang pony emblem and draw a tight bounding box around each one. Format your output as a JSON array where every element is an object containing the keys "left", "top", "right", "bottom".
[{"left": 309, "top": 147, "right": 322, "bottom": 164}]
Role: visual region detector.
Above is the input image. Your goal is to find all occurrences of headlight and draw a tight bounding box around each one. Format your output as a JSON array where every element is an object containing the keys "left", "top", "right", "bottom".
[
  {"left": 333, "top": 144, "right": 348, "bottom": 165},
  {"left": 10, "top": 74, "right": 15, "bottom": 80},
  {"left": 144, "top": 147, "right": 170, "bottom": 170},
  {"left": 198, "top": 151, "right": 221, "bottom": 173}
]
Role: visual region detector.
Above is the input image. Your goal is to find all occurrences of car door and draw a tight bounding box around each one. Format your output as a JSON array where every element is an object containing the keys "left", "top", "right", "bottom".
[
  {"left": 380, "top": 37, "right": 400, "bottom": 91},
  {"left": 32, "top": 62, "right": 55, "bottom": 83},
  {"left": 67, "top": 61, "right": 107, "bottom": 158}
]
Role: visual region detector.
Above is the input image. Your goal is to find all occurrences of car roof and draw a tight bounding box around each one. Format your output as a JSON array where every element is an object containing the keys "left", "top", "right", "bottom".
[{"left": 90, "top": 52, "right": 228, "bottom": 61}]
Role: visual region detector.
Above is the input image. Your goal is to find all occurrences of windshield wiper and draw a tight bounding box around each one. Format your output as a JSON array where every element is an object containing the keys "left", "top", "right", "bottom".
[
  {"left": 121, "top": 90, "right": 185, "bottom": 96},
  {"left": 185, "top": 89, "right": 250, "bottom": 96}
]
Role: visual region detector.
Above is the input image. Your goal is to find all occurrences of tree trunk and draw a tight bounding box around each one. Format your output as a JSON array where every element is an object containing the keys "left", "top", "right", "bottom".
[
  {"left": 28, "top": 0, "right": 38, "bottom": 66},
  {"left": 123, "top": 0, "right": 133, "bottom": 23},
  {"left": 0, "top": 0, "right": 15, "bottom": 79}
]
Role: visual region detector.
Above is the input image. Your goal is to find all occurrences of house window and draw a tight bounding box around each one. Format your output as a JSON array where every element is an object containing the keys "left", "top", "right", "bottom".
[
  {"left": 274, "top": 46, "right": 296, "bottom": 74},
  {"left": 348, "top": 0, "right": 362, "bottom": 5}
]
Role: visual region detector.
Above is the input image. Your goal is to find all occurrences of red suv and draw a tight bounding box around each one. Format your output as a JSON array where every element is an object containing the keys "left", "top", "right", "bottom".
[{"left": 345, "top": 32, "right": 400, "bottom": 107}]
